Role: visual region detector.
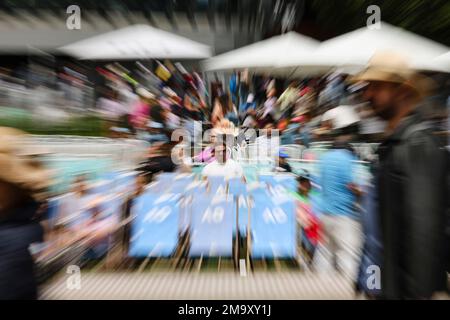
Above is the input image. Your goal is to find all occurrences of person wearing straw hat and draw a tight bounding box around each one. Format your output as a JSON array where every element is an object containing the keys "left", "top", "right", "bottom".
[
  {"left": 0, "top": 127, "right": 52, "bottom": 299},
  {"left": 352, "top": 51, "right": 448, "bottom": 299}
]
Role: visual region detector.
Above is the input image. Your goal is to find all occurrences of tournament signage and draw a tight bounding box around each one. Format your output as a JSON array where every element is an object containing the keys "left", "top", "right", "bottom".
[
  {"left": 189, "top": 195, "right": 234, "bottom": 257},
  {"left": 128, "top": 192, "right": 180, "bottom": 257},
  {"left": 250, "top": 193, "right": 297, "bottom": 259}
]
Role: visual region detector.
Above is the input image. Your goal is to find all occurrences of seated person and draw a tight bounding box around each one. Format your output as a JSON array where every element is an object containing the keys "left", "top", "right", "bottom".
[
  {"left": 288, "top": 173, "right": 320, "bottom": 266},
  {"left": 202, "top": 139, "right": 244, "bottom": 180},
  {"left": 274, "top": 152, "right": 293, "bottom": 173}
]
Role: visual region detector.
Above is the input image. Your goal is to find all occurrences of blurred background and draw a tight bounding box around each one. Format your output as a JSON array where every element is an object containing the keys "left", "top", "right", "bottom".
[{"left": 0, "top": 0, "right": 448, "bottom": 300}]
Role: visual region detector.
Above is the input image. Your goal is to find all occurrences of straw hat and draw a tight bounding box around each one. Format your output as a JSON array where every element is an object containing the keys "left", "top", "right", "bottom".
[
  {"left": 350, "top": 51, "right": 435, "bottom": 96},
  {"left": 0, "top": 127, "right": 52, "bottom": 197}
]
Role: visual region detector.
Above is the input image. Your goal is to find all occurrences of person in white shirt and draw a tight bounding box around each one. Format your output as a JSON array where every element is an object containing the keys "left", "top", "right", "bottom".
[{"left": 202, "top": 141, "right": 244, "bottom": 180}]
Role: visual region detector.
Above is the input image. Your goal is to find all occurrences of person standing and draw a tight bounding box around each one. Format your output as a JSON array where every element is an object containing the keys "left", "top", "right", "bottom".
[
  {"left": 354, "top": 51, "right": 448, "bottom": 299},
  {"left": 0, "top": 127, "right": 51, "bottom": 300}
]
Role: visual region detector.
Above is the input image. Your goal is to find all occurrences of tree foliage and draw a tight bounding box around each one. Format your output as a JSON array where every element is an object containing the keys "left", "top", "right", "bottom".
[{"left": 310, "top": 0, "right": 450, "bottom": 46}]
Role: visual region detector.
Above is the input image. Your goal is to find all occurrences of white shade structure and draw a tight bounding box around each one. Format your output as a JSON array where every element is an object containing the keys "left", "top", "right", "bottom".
[
  {"left": 201, "top": 31, "right": 328, "bottom": 76},
  {"left": 279, "top": 22, "right": 450, "bottom": 73},
  {"left": 58, "top": 24, "right": 212, "bottom": 60},
  {"left": 432, "top": 51, "right": 450, "bottom": 71}
]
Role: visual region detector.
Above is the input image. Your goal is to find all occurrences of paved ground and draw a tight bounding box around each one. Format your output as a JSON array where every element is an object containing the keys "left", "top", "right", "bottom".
[{"left": 40, "top": 271, "right": 357, "bottom": 300}]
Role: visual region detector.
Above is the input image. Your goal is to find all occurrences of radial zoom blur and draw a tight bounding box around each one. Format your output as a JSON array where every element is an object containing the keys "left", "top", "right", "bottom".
[{"left": 0, "top": 1, "right": 449, "bottom": 301}]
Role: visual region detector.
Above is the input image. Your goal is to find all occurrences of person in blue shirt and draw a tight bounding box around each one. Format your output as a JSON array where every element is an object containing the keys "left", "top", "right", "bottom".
[{"left": 314, "top": 125, "right": 363, "bottom": 283}]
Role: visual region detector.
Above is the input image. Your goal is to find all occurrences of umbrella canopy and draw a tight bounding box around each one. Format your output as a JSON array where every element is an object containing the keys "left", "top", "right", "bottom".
[
  {"left": 58, "top": 25, "right": 211, "bottom": 60},
  {"left": 279, "top": 22, "right": 450, "bottom": 73},
  {"left": 432, "top": 51, "right": 450, "bottom": 71},
  {"left": 201, "top": 32, "right": 326, "bottom": 75}
]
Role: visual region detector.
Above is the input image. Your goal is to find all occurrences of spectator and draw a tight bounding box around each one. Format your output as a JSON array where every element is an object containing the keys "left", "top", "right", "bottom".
[
  {"left": 354, "top": 51, "right": 448, "bottom": 299},
  {"left": 96, "top": 88, "right": 128, "bottom": 122},
  {"left": 212, "top": 93, "right": 238, "bottom": 127},
  {"left": 275, "top": 152, "right": 293, "bottom": 173},
  {"left": 288, "top": 173, "right": 320, "bottom": 266},
  {"left": 142, "top": 140, "right": 178, "bottom": 175},
  {"left": 202, "top": 139, "right": 244, "bottom": 180},
  {"left": 314, "top": 124, "right": 363, "bottom": 283},
  {"left": 129, "top": 88, "right": 155, "bottom": 129},
  {"left": 261, "top": 88, "right": 277, "bottom": 121},
  {"left": 0, "top": 127, "right": 51, "bottom": 300}
]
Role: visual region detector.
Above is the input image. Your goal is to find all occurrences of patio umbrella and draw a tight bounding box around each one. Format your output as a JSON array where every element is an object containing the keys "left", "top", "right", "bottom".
[
  {"left": 58, "top": 24, "right": 212, "bottom": 60},
  {"left": 201, "top": 31, "right": 327, "bottom": 76},
  {"left": 278, "top": 22, "right": 450, "bottom": 73}
]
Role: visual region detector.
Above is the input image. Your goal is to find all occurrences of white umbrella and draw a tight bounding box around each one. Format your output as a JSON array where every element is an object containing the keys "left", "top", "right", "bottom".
[
  {"left": 431, "top": 51, "right": 450, "bottom": 72},
  {"left": 58, "top": 24, "right": 211, "bottom": 60},
  {"left": 278, "top": 22, "right": 450, "bottom": 73},
  {"left": 201, "top": 31, "right": 326, "bottom": 75}
]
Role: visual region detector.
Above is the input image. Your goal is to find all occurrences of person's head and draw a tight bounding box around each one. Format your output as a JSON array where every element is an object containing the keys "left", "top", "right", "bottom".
[
  {"left": 212, "top": 141, "right": 228, "bottom": 164},
  {"left": 267, "top": 88, "right": 276, "bottom": 98},
  {"left": 212, "top": 134, "right": 234, "bottom": 164},
  {"left": 289, "top": 80, "right": 299, "bottom": 88},
  {"left": 136, "top": 87, "right": 155, "bottom": 104},
  {"left": 104, "top": 88, "right": 117, "bottom": 100},
  {"left": 264, "top": 123, "right": 274, "bottom": 130},
  {"left": 218, "top": 93, "right": 233, "bottom": 113},
  {"left": 353, "top": 51, "right": 431, "bottom": 121},
  {"left": 73, "top": 174, "right": 88, "bottom": 195},
  {"left": 183, "top": 94, "right": 193, "bottom": 109},
  {"left": 361, "top": 80, "right": 427, "bottom": 121},
  {"left": 150, "top": 104, "right": 168, "bottom": 124},
  {"left": 247, "top": 109, "right": 257, "bottom": 117},
  {"left": 297, "top": 174, "right": 311, "bottom": 196},
  {"left": 0, "top": 127, "right": 51, "bottom": 211},
  {"left": 263, "top": 123, "right": 275, "bottom": 137},
  {"left": 209, "top": 131, "right": 217, "bottom": 144},
  {"left": 279, "top": 152, "right": 289, "bottom": 165}
]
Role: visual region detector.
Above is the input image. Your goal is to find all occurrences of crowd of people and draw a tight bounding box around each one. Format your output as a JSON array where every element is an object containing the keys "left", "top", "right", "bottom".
[
  {"left": 79, "top": 53, "right": 450, "bottom": 300},
  {"left": 0, "top": 51, "right": 449, "bottom": 300}
]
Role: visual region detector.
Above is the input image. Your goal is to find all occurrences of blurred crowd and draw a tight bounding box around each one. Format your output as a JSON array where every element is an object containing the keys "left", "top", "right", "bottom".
[{"left": 0, "top": 51, "right": 449, "bottom": 300}]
